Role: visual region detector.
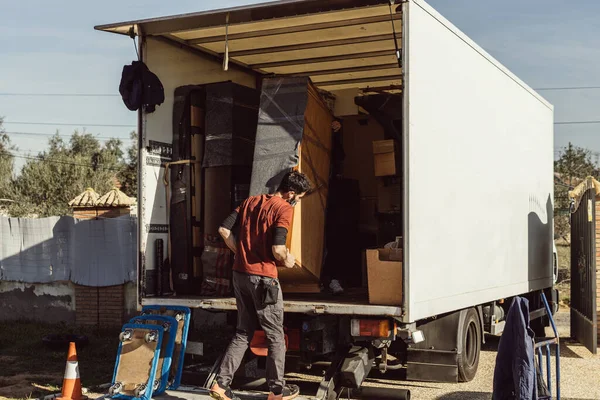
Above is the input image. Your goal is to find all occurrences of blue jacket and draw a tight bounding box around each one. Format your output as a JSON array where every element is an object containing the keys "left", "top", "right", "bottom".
[{"left": 492, "top": 296, "right": 537, "bottom": 400}]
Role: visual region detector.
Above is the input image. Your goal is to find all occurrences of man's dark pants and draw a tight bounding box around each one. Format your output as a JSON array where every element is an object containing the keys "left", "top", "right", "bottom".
[{"left": 217, "top": 270, "right": 286, "bottom": 392}]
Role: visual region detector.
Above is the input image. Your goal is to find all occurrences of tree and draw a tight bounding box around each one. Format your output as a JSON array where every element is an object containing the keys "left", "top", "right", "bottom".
[
  {"left": 118, "top": 131, "right": 138, "bottom": 198},
  {"left": 554, "top": 142, "right": 599, "bottom": 239},
  {"left": 0, "top": 117, "right": 16, "bottom": 202},
  {"left": 9, "top": 131, "right": 126, "bottom": 217}
]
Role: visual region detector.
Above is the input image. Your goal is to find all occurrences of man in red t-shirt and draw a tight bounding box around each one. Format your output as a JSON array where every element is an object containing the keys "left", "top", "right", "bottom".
[{"left": 210, "top": 171, "right": 312, "bottom": 400}]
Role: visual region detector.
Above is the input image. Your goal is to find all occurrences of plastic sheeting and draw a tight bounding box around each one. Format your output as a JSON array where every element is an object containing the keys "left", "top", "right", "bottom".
[
  {"left": 249, "top": 76, "right": 309, "bottom": 196},
  {"left": 203, "top": 82, "right": 259, "bottom": 168},
  {"left": 0, "top": 215, "right": 137, "bottom": 286}
]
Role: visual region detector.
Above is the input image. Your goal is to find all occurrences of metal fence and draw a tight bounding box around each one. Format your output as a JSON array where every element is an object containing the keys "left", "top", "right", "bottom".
[{"left": 0, "top": 215, "right": 137, "bottom": 287}]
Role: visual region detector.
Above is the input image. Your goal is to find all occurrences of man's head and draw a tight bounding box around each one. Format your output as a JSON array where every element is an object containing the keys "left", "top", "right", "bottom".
[{"left": 276, "top": 171, "right": 312, "bottom": 206}]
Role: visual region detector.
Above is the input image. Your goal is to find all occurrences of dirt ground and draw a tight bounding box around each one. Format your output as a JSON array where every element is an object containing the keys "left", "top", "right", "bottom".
[
  {"left": 0, "top": 322, "right": 118, "bottom": 400},
  {"left": 1, "top": 311, "right": 598, "bottom": 400},
  {"left": 1, "top": 247, "right": 596, "bottom": 400}
]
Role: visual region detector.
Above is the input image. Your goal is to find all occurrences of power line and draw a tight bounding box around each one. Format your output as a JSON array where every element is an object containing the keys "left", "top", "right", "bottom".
[
  {"left": 4, "top": 131, "right": 131, "bottom": 140},
  {"left": 555, "top": 120, "right": 600, "bottom": 125},
  {"left": 0, "top": 92, "right": 120, "bottom": 97},
  {"left": 534, "top": 86, "right": 600, "bottom": 91},
  {"left": 4, "top": 121, "right": 136, "bottom": 128}
]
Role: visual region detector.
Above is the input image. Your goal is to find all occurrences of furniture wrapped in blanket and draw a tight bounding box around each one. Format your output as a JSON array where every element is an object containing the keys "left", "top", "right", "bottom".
[
  {"left": 168, "top": 85, "right": 206, "bottom": 296},
  {"left": 201, "top": 82, "right": 259, "bottom": 296},
  {"left": 168, "top": 82, "right": 258, "bottom": 296},
  {"left": 250, "top": 76, "right": 333, "bottom": 293}
]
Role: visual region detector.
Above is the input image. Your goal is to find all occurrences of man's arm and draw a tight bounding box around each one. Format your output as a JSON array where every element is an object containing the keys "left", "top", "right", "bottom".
[
  {"left": 272, "top": 226, "right": 295, "bottom": 268},
  {"left": 219, "top": 210, "right": 239, "bottom": 254}
]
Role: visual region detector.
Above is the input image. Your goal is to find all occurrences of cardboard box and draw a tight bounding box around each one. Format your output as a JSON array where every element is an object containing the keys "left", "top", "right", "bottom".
[
  {"left": 366, "top": 248, "right": 403, "bottom": 306},
  {"left": 377, "top": 180, "right": 401, "bottom": 213},
  {"left": 373, "top": 139, "right": 398, "bottom": 177}
]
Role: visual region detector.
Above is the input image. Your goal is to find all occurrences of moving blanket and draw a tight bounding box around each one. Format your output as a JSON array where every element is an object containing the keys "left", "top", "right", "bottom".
[
  {"left": 249, "top": 76, "right": 309, "bottom": 196},
  {"left": 204, "top": 82, "right": 259, "bottom": 168},
  {"left": 0, "top": 215, "right": 136, "bottom": 286}
]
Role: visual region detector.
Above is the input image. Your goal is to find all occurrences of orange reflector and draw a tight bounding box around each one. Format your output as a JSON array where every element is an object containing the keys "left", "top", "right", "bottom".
[
  {"left": 351, "top": 319, "right": 390, "bottom": 337},
  {"left": 250, "top": 330, "right": 289, "bottom": 357}
]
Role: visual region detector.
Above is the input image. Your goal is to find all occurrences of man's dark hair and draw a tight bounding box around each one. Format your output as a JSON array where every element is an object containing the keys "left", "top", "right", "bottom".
[{"left": 277, "top": 171, "right": 312, "bottom": 194}]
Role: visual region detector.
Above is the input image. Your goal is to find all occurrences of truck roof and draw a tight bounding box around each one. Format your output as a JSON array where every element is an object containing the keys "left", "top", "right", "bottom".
[{"left": 94, "top": 0, "right": 402, "bottom": 93}]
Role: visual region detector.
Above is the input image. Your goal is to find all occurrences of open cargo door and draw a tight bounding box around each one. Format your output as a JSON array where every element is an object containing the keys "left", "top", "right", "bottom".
[{"left": 569, "top": 178, "right": 598, "bottom": 354}]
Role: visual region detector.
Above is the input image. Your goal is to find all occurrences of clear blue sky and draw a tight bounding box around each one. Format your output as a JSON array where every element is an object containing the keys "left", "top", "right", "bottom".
[{"left": 2, "top": 0, "right": 600, "bottom": 171}]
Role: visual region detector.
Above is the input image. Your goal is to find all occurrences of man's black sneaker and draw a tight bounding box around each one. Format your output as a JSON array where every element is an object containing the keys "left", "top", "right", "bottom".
[{"left": 267, "top": 384, "right": 300, "bottom": 400}]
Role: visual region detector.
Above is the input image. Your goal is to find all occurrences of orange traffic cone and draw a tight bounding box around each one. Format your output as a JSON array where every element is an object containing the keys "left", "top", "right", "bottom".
[{"left": 57, "top": 342, "right": 87, "bottom": 400}]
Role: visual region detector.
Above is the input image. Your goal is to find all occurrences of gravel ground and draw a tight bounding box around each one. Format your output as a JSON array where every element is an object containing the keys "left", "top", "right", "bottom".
[
  {"left": 58, "top": 306, "right": 600, "bottom": 400},
  {"left": 282, "top": 306, "right": 599, "bottom": 400},
  {"left": 357, "top": 306, "right": 600, "bottom": 400}
]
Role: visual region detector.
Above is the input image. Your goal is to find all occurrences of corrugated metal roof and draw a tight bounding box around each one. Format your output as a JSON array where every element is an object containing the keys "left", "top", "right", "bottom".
[{"left": 95, "top": 0, "right": 403, "bottom": 93}]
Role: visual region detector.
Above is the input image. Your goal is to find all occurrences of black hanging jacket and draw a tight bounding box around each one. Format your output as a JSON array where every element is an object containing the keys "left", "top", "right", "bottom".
[
  {"left": 492, "top": 296, "right": 537, "bottom": 400},
  {"left": 119, "top": 60, "right": 164, "bottom": 113}
]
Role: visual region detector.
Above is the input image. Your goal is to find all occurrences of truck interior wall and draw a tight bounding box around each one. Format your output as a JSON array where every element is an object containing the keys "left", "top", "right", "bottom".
[
  {"left": 405, "top": 0, "right": 554, "bottom": 322},
  {"left": 140, "top": 37, "right": 256, "bottom": 278},
  {"left": 139, "top": 38, "right": 405, "bottom": 306}
]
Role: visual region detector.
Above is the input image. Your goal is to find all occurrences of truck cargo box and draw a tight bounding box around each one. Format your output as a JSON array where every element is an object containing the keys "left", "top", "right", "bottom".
[{"left": 96, "top": 0, "right": 554, "bottom": 324}]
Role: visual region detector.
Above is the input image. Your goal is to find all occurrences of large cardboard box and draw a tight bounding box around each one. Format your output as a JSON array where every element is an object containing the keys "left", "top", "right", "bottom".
[
  {"left": 366, "top": 248, "right": 403, "bottom": 306},
  {"left": 250, "top": 76, "right": 333, "bottom": 292},
  {"left": 373, "top": 139, "right": 399, "bottom": 177}
]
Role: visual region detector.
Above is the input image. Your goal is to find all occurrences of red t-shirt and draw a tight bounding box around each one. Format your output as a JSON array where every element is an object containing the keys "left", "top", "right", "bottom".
[{"left": 233, "top": 194, "right": 293, "bottom": 279}]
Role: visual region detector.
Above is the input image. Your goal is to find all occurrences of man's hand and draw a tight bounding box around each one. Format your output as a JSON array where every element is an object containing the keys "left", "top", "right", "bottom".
[
  {"left": 331, "top": 120, "right": 341, "bottom": 133},
  {"left": 273, "top": 245, "right": 296, "bottom": 268},
  {"left": 283, "top": 251, "right": 295, "bottom": 269}
]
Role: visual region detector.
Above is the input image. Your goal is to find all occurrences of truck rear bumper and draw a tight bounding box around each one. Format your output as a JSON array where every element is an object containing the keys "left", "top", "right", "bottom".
[{"left": 142, "top": 296, "right": 403, "bottom": 317}]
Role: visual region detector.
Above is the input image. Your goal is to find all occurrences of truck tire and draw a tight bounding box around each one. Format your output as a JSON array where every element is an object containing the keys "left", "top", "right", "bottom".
[{"left": 457, "top": 308, "right": 481, "bottom": 382}]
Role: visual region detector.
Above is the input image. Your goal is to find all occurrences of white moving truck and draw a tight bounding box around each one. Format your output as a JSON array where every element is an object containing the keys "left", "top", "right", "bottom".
[{"left": 96, "top": 0, "right": 558, "bottom": 397}]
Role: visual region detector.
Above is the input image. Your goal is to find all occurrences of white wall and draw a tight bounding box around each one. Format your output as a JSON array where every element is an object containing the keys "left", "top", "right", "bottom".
[
  {"left": 140, "top": 37, "right": 256, "bottom": 272},
  {"left": 405, "top": 0, "right": 554, "bottom": 321}
]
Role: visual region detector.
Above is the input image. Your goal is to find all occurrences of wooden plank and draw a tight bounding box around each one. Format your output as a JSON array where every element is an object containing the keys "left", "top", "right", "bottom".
[
  {"left": 319, "top": 77, "right": 402, "bottom": 91},
  {"left": 229, "top": 34, "right": 399, "bottom": 57},
  {"left": 311, "top": 68, "right": 401, "bottom": 84},
  {"left": 187, "top": 14, "right": 401, "bottom": 45},
  {"left": 251, "top": 49, "right": 395, "bottom": 69},
  {"left": 266, "top": 55, "right": 398, "bottom": 75},
  {"left": 173, "top": 4, "right": 392, "bottom": 41},
  {"left": 317, "top": 74, "right": 402, "bottom": 88},
  {"left": 197, "top": 21, "right": 400, "bottom": 57},
  {"left": 291, "top": 63, "right": 400, "bottom": 78},
  {"left": 234, "top": 39, "right": 398, "bottom": 66}
]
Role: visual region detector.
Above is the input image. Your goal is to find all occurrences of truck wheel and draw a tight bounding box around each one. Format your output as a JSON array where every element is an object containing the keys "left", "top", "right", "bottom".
[{"left": 457, "top": 308, "right": 481, "bottom": 382}]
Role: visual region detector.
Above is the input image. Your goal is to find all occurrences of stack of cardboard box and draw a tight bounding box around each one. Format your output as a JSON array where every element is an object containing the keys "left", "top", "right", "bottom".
[{"left": 366, "top": 138, "right": 403, "bottom": 305}]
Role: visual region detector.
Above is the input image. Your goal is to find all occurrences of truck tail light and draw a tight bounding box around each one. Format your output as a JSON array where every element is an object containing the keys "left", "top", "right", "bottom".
[{"left": 351, "top": 319, "right": 393, "bottom": 338}]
